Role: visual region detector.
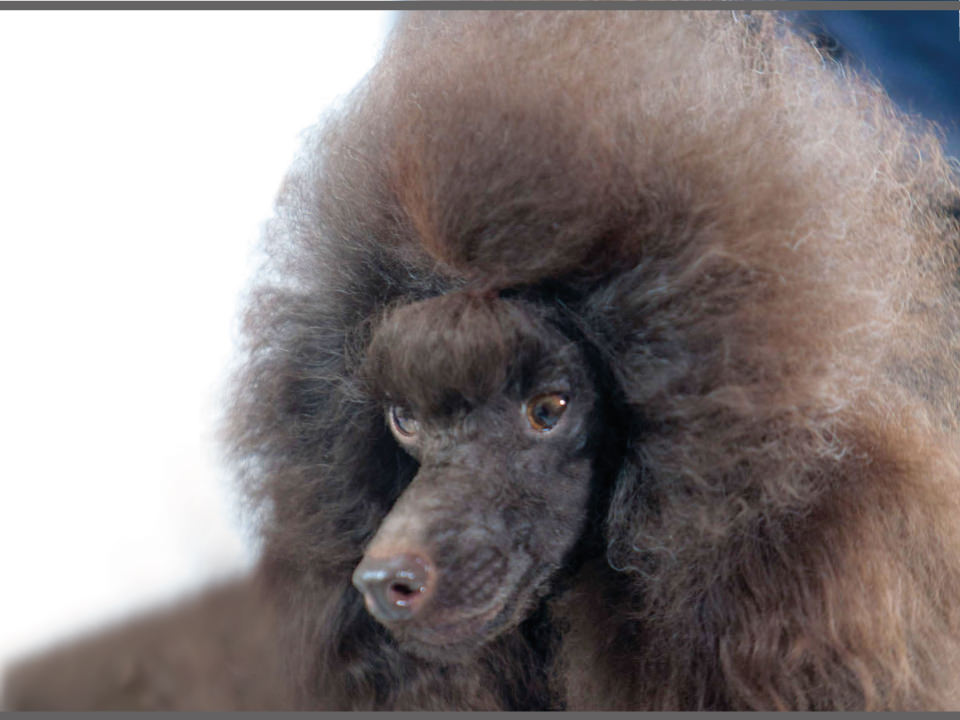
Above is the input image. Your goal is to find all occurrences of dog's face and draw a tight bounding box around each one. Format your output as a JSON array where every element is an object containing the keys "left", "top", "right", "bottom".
[{"left": 357, "top": 293, "right": 600, "bottom": 660}]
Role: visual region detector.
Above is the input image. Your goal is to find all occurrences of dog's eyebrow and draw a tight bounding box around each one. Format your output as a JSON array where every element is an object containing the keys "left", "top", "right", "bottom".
[{"left": 364, "top": 294, "right": 570, "bottom": 415}]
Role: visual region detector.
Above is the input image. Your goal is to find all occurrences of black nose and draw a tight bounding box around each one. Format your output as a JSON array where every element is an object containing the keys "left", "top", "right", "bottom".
[{"left": 352, "top": 553, "right": 433, "bottom": 623}]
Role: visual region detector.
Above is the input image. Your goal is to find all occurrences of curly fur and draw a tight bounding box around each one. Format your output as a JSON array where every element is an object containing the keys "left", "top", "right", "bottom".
[{"left": 226, "top": 11, "right": 960, "bottom": 710}]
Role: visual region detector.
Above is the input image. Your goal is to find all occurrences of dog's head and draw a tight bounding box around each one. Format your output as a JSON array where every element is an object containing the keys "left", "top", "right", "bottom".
[{"left": 356, "top": 291, "right": 608, "bottom": 660}]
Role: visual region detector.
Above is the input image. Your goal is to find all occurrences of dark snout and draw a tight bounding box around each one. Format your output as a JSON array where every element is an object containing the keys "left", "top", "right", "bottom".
[{"left": 352, "top": 552, "right": 434, "bottom": 623}]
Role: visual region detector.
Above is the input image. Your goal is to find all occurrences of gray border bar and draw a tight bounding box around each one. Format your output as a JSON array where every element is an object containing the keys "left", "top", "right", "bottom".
[{"left": 0, "top": 1, "right": 958, "bottom": 10}]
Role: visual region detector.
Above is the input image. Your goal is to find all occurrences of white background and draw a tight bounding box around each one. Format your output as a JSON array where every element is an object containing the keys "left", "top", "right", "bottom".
[{"left": 0, "top": 9, "right": 392, "bottom": 688}]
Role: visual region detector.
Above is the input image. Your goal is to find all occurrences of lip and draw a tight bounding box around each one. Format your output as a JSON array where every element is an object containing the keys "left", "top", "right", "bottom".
[
  {"left": 396, "top": 594, "right": 509, "bottom": 646},
  {"left": 389, "top": 559, "right": 556, "bottom": 656},
  {"left": 392, "top": 601, "right": 514, "bottom": 661}
]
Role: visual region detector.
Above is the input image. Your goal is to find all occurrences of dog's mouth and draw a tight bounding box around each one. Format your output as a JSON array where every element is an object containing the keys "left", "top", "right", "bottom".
[
  {"left": 386, "top": 559, "right": 557, "bottom": 661},
  {"left": 393, "top": 600, "right": 510, "bottom": 657}
]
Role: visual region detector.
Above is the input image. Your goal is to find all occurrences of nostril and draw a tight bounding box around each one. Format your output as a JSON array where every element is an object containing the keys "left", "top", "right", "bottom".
[
  {"left": 388, "top": 580, "right": 418, "bottom": 606},
  {"left": 352, "top": 553, "right": 433, "bottom": 623}
]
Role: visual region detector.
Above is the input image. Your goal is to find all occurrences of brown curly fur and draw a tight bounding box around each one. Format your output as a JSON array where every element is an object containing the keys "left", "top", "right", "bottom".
[
  {"left": 225, "top": 10, "right": 960, "bottom": 710},
  {"left": 3, "top": 579, "right": 290, "bottom": 710}
]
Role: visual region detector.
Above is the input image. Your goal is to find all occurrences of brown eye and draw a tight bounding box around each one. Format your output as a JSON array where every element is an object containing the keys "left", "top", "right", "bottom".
[
  {"left": 388, "top": 405, "right": 419, "bottom": 439},
  {"left": 524, "top": 392, "right": 569, "bottom": 432}
]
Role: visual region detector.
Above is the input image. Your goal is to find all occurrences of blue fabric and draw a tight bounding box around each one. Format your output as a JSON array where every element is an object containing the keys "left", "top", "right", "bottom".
[{"left": 794, "top": 11, "right": 960, "bottom": 159}]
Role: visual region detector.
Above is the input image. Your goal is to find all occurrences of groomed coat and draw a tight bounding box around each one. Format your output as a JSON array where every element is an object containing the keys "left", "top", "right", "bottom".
[{"left": 227, "top": 11, "right": 960, "bottom": 710}]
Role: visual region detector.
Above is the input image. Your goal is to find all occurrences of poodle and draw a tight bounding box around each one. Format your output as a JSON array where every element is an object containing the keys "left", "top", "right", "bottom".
[{"left": 226, "top": 10, "right": 960, "bottom": 710}]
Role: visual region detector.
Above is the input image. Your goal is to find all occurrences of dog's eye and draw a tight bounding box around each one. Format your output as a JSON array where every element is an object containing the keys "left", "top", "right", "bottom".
[
  {"left": 388, "top": 405, "right": 419, "bottom": 439},
  {"left": 524, "top": 392, "right": 569, "bottom": 432}
]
